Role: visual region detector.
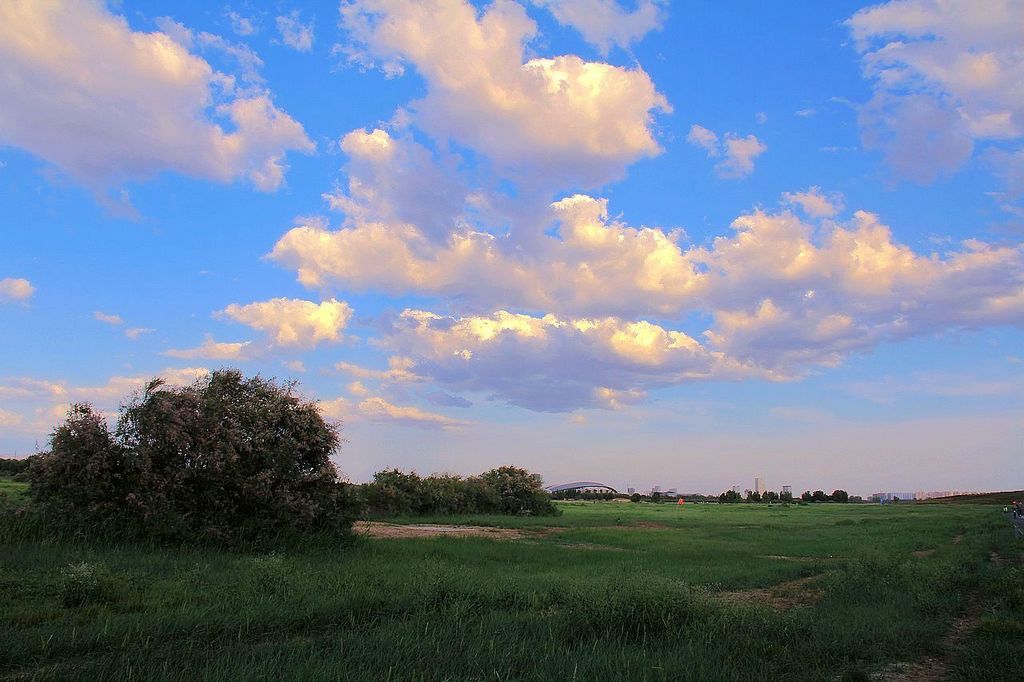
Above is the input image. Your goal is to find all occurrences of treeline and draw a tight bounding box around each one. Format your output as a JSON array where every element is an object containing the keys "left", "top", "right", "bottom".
[
  {"left": 354, "top": 467, "right": 558, "bottom": 517},
  {"left": 0, "top": 456, "right": 35, "bottom": 480},
  {"left": 4, "top": 369, "right": 558, "bottom": 548},
  {"left": 718, "top": 489, "right": 862, "bottom": 503}
]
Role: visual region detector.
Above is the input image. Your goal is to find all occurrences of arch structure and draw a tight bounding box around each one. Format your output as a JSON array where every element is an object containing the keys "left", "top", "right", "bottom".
[{"left": 545, "top": 481, "right": 619, "bottom": 494}]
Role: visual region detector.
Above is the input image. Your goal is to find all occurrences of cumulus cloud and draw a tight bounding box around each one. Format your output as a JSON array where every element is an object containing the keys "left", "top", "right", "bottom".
[
  {"left": 0, "top": 278, "right": 34, "bottom": 303},
  {"left": 218, "top": 298, "right": 352, "bottom": 347},
  {"left": 847, "top": 0, "right": 1024, "bottom": 190},
  {"left": 163, "top": 335, "right": 254, "bottom": 361},
  {"left": 274, "top": 177, "right": 1024, "bottom": 409},
  {"left": 782, "top": 187, "right": 844, "bottom": 218},
  {"left": 339, "top": 0, "right": 669, "bottom": 187},
  {"left": 381, "top": 309, "right": 767, "bottom": 411},
  {"left": 272, "top": 191, "right": 702, "bottom": 317},
  {"left": 533, "top": 0, "right": 666, "bottom": 54},
  {"left": 276, "top": 10, "right": 314, "bottom": 52},
  {"left": 686, "top": 124, "right": 766, "bottom": 178},
  {"left": 0, "top": 0, "right": 313, "bottom": 197}
]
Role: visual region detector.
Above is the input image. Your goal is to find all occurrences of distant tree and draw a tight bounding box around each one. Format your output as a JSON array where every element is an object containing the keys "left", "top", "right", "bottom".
[
  {"left": 747, "top": 490, "right": 762, "bottom": 503},
  {"left": 718, "top": 489, "right": 741, "bottom": 503},
  {"left": 812, "top": 490, "right": 828, "bottom": 502},
  {"left": 780, "top": 491, "right": 793, "bottom": 502},
  {"left": 630, "top": 493, "right": 642, "bottom": 503},
  {"left": 830, "top": 489, "right": 849, "bottom": 503},
  {"left": 801, "top": 491, "right": 813, "bottom": 502},
  {"left": 651, "top": 491, "right": 663, "bottom": 504},
  {"left": 765, "top": 491, "right": 780, "bottom": 502},
  {"left": 480, "top": 466, "right": 557, "bottom": 515}
]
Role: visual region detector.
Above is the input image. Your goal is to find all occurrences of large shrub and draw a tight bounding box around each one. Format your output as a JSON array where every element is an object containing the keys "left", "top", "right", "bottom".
[
  {"left": 480, "top": 466, "right": 557, "bottom": 515},
  {"left": 28, "top": 370, "right": 350, "bottom": 545},
  {"left": 357, "top": 465, "right": 556, "bottom": 517}
]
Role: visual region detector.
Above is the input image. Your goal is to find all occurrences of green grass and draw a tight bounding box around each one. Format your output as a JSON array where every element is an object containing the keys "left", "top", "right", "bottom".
[
  {"left": 1, "top": 499, "right": 1021, "bottom": 680},
  {"left": 0, "top": 477, "right": 27, "bottom": 509}
]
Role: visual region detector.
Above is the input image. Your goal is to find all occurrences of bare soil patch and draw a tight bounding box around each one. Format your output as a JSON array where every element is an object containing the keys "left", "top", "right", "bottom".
[
  {"left": 912, "top": 549, "right": 936, "bottom": 558},
  {"left": 715, "top": 575, "right": 823, "bottom": 611},
  {"left": 354, "top": 521, "right": 525, "bottom": 540},
  {"left": 759, "top": 554, "right": 836, "bottom": 562}
]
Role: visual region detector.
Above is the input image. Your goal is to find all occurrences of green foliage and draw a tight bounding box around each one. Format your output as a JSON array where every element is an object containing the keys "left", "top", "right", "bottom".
[
  {"left": 356, "top": 465, "right": 557, "bottom": 517},
  {"left": 831, "top": 489, "right": 850, "bottom": 503},
  {"left": 0, "top": 456, "right": 35, "bottom": 480},
  {"left": 630, "top": 493, "right": 641, "bottom": 503},
  {"left": 26, "top": 370, "right": 350, "bottom": 547}
]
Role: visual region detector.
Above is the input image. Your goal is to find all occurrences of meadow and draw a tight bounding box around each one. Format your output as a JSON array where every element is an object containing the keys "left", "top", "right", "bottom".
[{"left": 2, "top": 481, "right": 1022, "bottom": 681}]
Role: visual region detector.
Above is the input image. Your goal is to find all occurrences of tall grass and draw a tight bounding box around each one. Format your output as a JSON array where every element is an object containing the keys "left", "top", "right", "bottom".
[{"left": 1, "top": 493, "right": 1019, "bottom": 680}]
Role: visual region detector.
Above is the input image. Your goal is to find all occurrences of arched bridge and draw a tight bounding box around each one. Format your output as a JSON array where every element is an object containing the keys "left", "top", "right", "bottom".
[{"left": 545, "top": 481, "right": 619, "bottom": 494}]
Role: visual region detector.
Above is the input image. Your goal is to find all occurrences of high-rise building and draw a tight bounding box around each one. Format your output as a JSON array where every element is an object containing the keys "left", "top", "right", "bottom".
[{"left": 755, "top": 477, "right": 766, "bottom": 495}]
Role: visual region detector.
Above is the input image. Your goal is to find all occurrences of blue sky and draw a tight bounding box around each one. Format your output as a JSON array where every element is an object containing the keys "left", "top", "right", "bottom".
[{"left": 1, "top": 0, "right": 1022, "bottom": 496}]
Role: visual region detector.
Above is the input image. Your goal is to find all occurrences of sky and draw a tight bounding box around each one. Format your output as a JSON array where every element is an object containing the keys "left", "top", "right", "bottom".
[{"left": 1, "top": 0, "right": 1022, "bottom": 497}]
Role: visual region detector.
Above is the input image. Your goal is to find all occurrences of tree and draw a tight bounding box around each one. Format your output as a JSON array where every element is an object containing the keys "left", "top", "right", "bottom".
[
  {"left": 746, "top": 490, "right": 762, "bottom": 503},
  {"left": 780, "top": 490, "right": 793, "bottom": 502},
  {"left": 830, "top": 489, "right": 849, "bottom": 503},
  {"left": 29, "top": 370, "right": 349, "bottom": 545},
  {"left": 718, "top": 489, "right": 740, "bottom": 503},
  {"left": 651, "top": 491, "right": 663, "bottom": 504},
  {"left": 765, "top": 491, "right": 780, "bottom": 503},
  {"left": 630, "top": 493, "right": 641, "bottom": 503},
  {"left": 480, "top": 466, "right": 557, "bottom": 515},
  {"left": 801, "top": 491, "right": 813, "bottom": 502}
]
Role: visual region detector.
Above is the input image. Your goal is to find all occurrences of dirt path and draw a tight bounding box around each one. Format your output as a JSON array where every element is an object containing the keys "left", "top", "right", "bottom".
[
  {"left": 715, "top": 575, "right": 824, "bottom": 611},
  {"left": 354, "top": 521, "right": 526, "bottom": 540}
]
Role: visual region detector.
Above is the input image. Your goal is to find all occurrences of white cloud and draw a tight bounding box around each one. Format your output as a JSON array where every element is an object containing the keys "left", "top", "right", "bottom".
[
  {"left": 381, "top": 309, "right": 768, "bottom": 411},
  {"left": 283, "top": 359, "right": 307, "bottom": 373},
  {"left": 0, "top": 367, "right": 208, "bottom": 436},
  {"left": 686, "top": 124, "right": 719, "bottom": 156},
  {"left": 532, "top": 0, "right": 666, "bottom": 54},
  {"left": 124, "top": 327, "right": 155, "bottom": 340},
  {"left": 339, "top": 0, "right": 670, "bottom": 187},
  {"left": 782, "top": 186, "right": 844, "bottom": 219},
  {"left": 0, "top": 278, "right": 34, "bottom": 302},
  {"left": 847, "top": 0, "right": 1024, "bottom": 190},
  {"left": 336, "top": 356, "right": 422, "bottom": 383},
  {"left": 0, "top": 1, "right": 313, "bottom": 196},
  {"left": 317, "top": 392, "right": 469, "bottom": 429},
  {"left": 163, "top": 335, "right": 253, "bottom": 361},
  {"left": 226, "top": 10, "right": 258, "bottom": 36},
  {"left": 357, "top": 396, "right": 471, "bottom": 429},
  {"left": 218, "top": 298, "right": 353, "bottom": 347},
  {"left": 276, "top": 10, "right": 314, "bottom": 52},
  {"left": 686, "top": 124, "right": 766, "bottom": 178},
  {"left": 94, "top": 311, "right": 123, "bottom": 325}
]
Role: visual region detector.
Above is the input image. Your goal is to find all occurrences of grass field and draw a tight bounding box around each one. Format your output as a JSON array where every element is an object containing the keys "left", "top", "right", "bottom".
[{"left": 2, "top": 480, "right": 1022, "bottom": 680}]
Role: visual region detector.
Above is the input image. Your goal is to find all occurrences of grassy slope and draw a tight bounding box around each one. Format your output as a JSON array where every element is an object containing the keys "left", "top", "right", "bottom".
[
  {"left": 1, "top": 497, "right": 1021, "bottom": 680},
  {"left": 919, "top": 491, "right": 1024, "bottom": 505}
]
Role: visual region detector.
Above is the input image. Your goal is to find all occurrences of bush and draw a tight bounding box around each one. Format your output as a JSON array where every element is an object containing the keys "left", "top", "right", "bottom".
[
  {"left": 27, "top": 370, "right": 351, "bottom": 546},
  {"left": 357, "top": 465, "right": 556, "bottom": 517}
]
